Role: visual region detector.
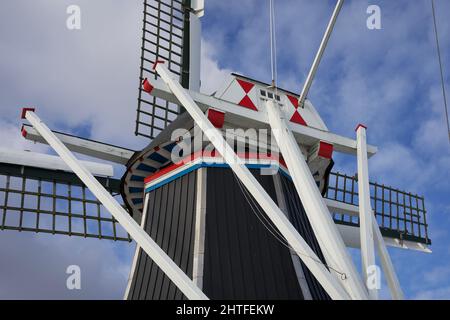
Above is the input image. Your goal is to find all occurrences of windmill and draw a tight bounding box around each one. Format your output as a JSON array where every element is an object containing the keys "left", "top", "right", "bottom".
[{"left": 0, "top": 0, "right": 432, "bottom": 300}]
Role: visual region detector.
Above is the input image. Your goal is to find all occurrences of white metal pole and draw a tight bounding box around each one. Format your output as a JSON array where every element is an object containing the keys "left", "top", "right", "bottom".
[
  {"left": 298, "top": 0, "right": 344, "bottom": 108},
  {"left": 23, "top": 110, "right": 208, "bottom": 301},
  {"left": 356, "top": 125, "right": 377, "bottom": 300},
  {"left": 155, "top": 63, "right": 350, "bottom": 300},
  {"left": 265, "top": 99, "right": 368, "bottom": 300},
  {"left": 372, "top": 217, "right": 404, "bottom": 300}
]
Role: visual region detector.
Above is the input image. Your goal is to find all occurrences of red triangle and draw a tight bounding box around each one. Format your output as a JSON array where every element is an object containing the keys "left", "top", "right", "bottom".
[
  {"left": 239, "top": 95, "right": 258, "bottom": 111},
  {"left": 237, "top": 79, "right": 255, "bottom": 94},
  {"left": 287, "top": 95, "right": 299, "bottom": 108},
  {"left": 290, "top": 111, "right": 307, "bottom": 126}
]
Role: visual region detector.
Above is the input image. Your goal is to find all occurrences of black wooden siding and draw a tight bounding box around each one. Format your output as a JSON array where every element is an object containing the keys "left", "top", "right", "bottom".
[
  {"left": 279, "top": 173, "right": 330, "bottom": 300},
  {"left": 202, "top": 168, "right": 304, "bottom": 299},
  {"left": 127, "top": 171, "right": 197, "bottom": 300},
  {"left": 127, "top": 167, "right": 330, "bottom": 300}
]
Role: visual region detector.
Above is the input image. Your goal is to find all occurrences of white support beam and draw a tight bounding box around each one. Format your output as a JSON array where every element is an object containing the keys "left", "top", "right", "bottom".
[
  {"left": 265, "top": 99, "right": 368, "bottom": 300},
  {"left": 356, "top": 125, "right": 377, "bottom": 299},
  {"left": 22, "top": 124, "right": 134, "bottom": 165},
  {"left": 372, "top": 217, "right": 405, "bottom": 300},
  {"left": 146, "top": 77, "right": 378, "bottom": 157},
  {"left": 298, "top": 0, "right": 344, "bottom": 108},
  {"left": 0, "top": 147, "right": 114, "bottom": 177},
  {"left": 155, "top": 62, "right": 350, "bottom": 300},
  {"left": 124, "top": 192, "right": 150, "bottom": 300},
  {"left": 23, "top": 109, "right": 208, "bottom": 301}
]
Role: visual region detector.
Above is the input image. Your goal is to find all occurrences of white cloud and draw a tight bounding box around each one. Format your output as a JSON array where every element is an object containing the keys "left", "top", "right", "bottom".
[{"left": 200, "top": 40, "right": 233, "bottom": 95}]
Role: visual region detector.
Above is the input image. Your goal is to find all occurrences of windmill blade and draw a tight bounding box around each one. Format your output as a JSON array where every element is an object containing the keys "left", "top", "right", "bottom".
[
  {"left": 135, "top": 0, "right": 201, "bottom": 139},
  {"left": 0, "top": 161, "right": 131, "bottom": 242},
  {"left": 22, "top": 124, "right": 135, "bottom": 165},
  {"left": 325, "top": 172, "right": 431, "bottom": 250}
]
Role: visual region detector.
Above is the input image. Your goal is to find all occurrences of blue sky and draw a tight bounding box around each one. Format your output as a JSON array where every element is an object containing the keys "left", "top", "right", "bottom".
[{"left": 0, "top": 0, "right": 449, "bottom": 299}]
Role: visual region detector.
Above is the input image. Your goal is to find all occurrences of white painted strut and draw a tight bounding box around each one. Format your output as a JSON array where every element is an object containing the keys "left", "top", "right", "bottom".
[
  {"left": 23, "top": 109, "right": 208, "bottom": 301},
  {"left": 372, "top": 216, "right": 405, "bottom": 300},
  {"left": 298, "top": 0, "right": 344, "bottom": 108},
  {"left": 155, "top": 62, "right": 350, "bottom": 300},
  {"left": 265, "top": 99, "right": 368, "bottom": 300},
  {"left": 356, "top": 125, "right": 377, "bottom": 299}
]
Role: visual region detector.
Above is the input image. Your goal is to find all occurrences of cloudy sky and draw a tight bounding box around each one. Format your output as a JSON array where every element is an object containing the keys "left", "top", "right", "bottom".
[{"left": 0, "top": 0, "right": 449, "bottom": 299}]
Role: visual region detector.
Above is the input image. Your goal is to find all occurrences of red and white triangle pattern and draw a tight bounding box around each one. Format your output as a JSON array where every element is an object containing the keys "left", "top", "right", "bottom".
[
  {"left": 287, "top": 95, "right": 307, "bottom": 126},
  {"left": 236, "top": 79, "right": 258, "bottom": 111}
]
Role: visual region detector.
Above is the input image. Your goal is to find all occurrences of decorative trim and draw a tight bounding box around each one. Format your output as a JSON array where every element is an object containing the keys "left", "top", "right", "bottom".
[{"left": 144, "top": 151, "right": 291, "bottom": 193}]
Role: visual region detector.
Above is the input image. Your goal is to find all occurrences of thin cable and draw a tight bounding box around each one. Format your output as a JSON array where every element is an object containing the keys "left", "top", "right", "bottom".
[
  {"left": 232, "top": 171, "right": 347, "bottom": 279},
  {"left": 431, "top": 0, "right": 450, "bottom": 143},
  {"left": 273, "top": 0, "right": 278, "bottom": 92},
  {"left": 269, "top": 0, "right": 278, "bottom": 90}
]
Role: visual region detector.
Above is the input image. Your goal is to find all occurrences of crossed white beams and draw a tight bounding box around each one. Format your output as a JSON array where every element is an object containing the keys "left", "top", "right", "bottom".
[
  {"left": 155, "top": 62, "right": 359, "bottom": 300},
  {"left": 155, "top": 64, "right": 404, "bottom": 300},
  {"left": 23, "top": 63, "right": 400, "bottom": 300},
  {"left": 22, "top": 109, "right": 208, "bottom": 300},
  {"left": 22, "top": 95, "right": 351, "bottom": 299}
]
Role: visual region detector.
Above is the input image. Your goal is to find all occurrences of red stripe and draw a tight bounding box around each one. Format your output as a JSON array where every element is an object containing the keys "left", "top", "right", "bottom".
[{"left": 144, "top": 151, "right": 286, "bottom": 184}]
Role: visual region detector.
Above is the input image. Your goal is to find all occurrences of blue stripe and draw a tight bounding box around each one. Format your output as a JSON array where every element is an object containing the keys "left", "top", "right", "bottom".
[{"left": 145, "top": 163, "right": 203, "bottom": 193}]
